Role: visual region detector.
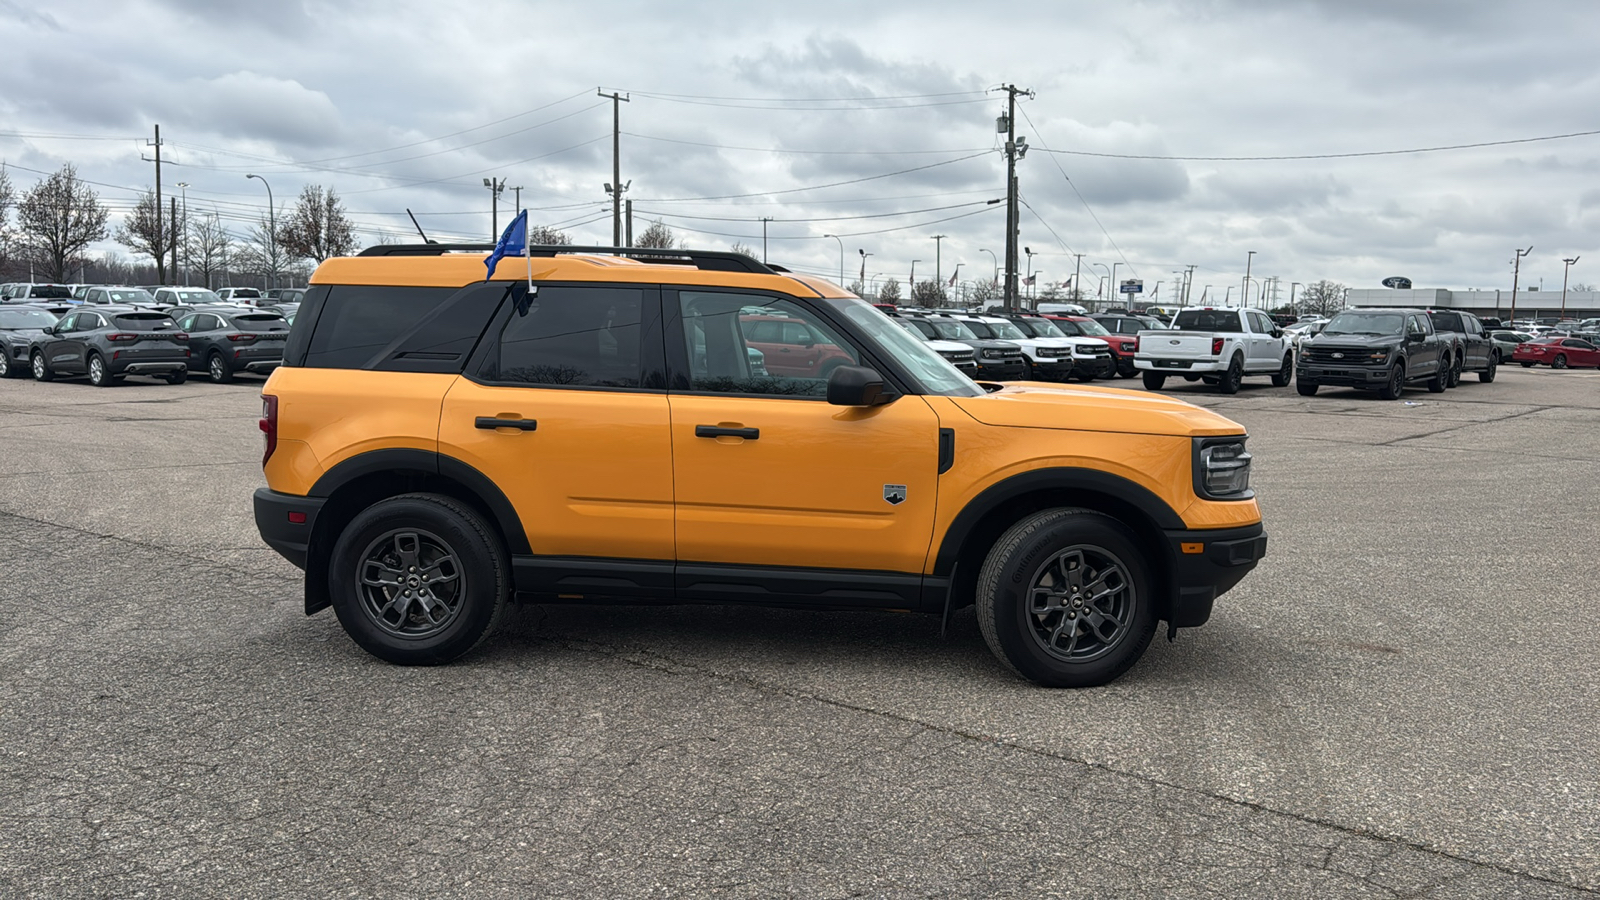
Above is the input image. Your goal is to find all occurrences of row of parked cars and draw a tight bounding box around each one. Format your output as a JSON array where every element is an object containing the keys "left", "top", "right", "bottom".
[
  {"left": 0, "top": 282, "right": 306, "bottom": 307},
  {"left": 0, "top": 283, "right": 301, "bottom": 385},
  {"left": 878, "top": 306, "right": 1169, "bottom": 382}
]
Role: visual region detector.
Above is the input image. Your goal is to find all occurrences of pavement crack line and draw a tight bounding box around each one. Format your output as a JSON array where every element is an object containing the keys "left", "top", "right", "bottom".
[
  {"left": 0, "top": 508, "right": 284, "bottom": 581},
  {"left": 540, "top": 631, "right": 1599, "bottom": 896},
  {"left": 1378, "top": 404, "right": 1555, "bottom": 446}
]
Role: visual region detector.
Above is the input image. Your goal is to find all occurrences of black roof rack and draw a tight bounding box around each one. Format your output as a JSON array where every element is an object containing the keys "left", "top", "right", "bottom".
[{"left": 358, "top": 243, "right": 777, "bottom": 275}]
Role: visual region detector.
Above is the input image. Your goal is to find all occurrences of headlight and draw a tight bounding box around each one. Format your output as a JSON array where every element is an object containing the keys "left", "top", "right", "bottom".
[
  {"left": 981, "top": 348, "right": 1007, "bottom": 359},
  {"left": 1194, "top": 438, "right": 1253, "bottom": 499},
  {"left": 1367, "top": 349, "right": 1390, "bottom": 363}
]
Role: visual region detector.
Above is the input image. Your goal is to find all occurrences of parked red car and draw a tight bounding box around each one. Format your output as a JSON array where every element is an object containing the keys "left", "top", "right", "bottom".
[
  {"left": 1043, "top": 314, "right": 1138, "bottom": 378},
  {"left": 739, "top": 314, "right": 855, "bottom": 378},
  {"left": 1513, "top": 337, "right": 1600, "bottom": 369}
]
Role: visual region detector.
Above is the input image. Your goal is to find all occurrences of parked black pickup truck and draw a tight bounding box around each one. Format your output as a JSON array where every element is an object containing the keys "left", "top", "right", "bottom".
[
  {"left": 1426, "top": 309, "right": 1497, "bottom": 385},
  {"left": 1296, "top": 308, "right": 1452, "bottom": 400}
]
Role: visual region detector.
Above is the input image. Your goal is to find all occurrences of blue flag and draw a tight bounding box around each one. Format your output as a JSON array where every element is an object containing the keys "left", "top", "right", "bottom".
[{"left": 484, "top": 209, "right": 528, "bottom": 278}]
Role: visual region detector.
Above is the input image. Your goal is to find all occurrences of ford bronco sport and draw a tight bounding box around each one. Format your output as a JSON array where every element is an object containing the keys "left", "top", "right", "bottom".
[{"left": 254, "top": 244, "right": 1267, "bottom": 687}]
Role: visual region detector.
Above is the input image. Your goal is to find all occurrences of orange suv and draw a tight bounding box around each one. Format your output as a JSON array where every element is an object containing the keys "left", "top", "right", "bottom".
[{"left": 254, "top": 244, "right": 1266, "bottom": 687}]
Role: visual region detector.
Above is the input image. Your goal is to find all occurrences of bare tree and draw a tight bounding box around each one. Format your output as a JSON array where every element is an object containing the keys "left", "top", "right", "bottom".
[
  {"left": 970, "top": 279, "right": 1000, "bottom": 302},
  {"left": 114, "top": 189, "right": 181, "bottom": 284},
  {"left": 277, "top": 184, "right": 356, "bottom": 263},
  {"left": 16, "top": 164, "right": 109, "bottom": 283},
  {"left": 232, "top": 210, "right": 286, "bottom": 289},
  {"left": 910, "top": 280, "right": 947, "bottom": 305},
  {"left": 528, "top": 225, "right": 571, "bottom": 245},
  {"left": 876, "top": 279, "right": 902, "bottom": 303},
  {"left": 729, "top": 242, "right": 758, "bottom": 260},
  {"left": 1299, "top": 279, "right": 1348, "bottom": 316},
  {"left": 185, "top": 211, "right": 233, "bottom": 289},
  {"left": 634, "top": 219, "right": 678, "bottom": 249},
  {"left": 0, "top": 164, "right": 15, "bottom": 279}
]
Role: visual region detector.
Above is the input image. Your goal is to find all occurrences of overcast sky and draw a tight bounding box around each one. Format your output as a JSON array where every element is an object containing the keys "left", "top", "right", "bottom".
[{"left": 4, "top": 0, "right": 1599, "bottom": 302}]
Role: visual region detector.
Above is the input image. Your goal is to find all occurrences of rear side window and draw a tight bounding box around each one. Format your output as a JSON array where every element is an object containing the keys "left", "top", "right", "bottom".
[
  {"left": 113, "top": 314, "right": 175, "bottom": 330},
  {"left": 303, "top": 284, "right": 495, "bottom": 370},
  {"left": 1173, "top": 310, "right": 1242, "bottom": 331},
  {"left": 478, "top": 285, "right": 643, "bottom": 388},
  {"left": 234, "top": 314, "right": 288, "bottom": 332}
]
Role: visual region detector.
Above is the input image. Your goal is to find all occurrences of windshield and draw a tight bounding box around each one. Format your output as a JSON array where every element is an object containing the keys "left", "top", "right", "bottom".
[
  {"left": 103, "top": 289, "right": 156, "bottom": 304},
  {"left": 113, "top": 314, "right": 178, "bottom": 330},
  {"left": 1325, "top": 313, "right": 1404, "bottom": 336},
  {"left": 833, "top": 300, "right": 983, "bottom": 397},
  {"left": 234, "top": 314, "right": 289, "bottom": 332},
  {"left": 1018, "top": 318, "right": 1065, "bottom": 338},
  {"left": 986, "top": 320, "right": 1029, "bottom": 340},
  {"left": 174, "top": 290, "right": 223, "bottom": 303},
  {"left": 930, "top": 319, "right": 978, "bottom": 341},
  {"left": 1070, "top": 318, "right": 1109, "bottom": 336},
  {"left": 229, "top": 288, "right": 263, "bottom": 298},
  {"left": 897, "top": 320, "right": 930, "bottom": 342},
  {"left": 0, "top": 308, "right": 57, "bottom": 328},
  {"left": 27, "top": 285, "right": 73, "bottom": 299}
]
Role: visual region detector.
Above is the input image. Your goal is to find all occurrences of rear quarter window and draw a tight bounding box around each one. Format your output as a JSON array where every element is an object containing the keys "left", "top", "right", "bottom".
[
  {"left": 296, "top": 283, "right": 508, "bottom": 372},
  {"left": 233, "top": 314, "right": 289, "bottom": 332},
  {"left": 112, "top": 314, "right": 175, "bottom": 329}
]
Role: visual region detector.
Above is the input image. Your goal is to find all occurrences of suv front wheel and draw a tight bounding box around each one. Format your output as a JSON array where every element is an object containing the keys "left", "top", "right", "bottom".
[
  {"left": 328, "top": 493, "right": 509, "bottom": 665},
  {"left": 975, "top": 509, "right": 1156, "bottom": 688}
]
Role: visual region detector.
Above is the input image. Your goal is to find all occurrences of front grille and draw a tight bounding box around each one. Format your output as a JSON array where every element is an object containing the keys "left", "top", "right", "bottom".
[
  {"left": 1304, "top": 345, "right": 1381, "bottom": 365},
  {"left": 1077, "top": 345, "right": 1112, "bottom": 357}
]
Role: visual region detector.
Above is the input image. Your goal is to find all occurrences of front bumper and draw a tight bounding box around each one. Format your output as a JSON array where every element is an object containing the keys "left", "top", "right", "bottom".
[
  {"left": 116, "top": 360, "right": 188, "bottom": 375},
  {"left": 1137, "top": 358, "right": 1225, "bottom": 373},
  {"left": 1164, "top": 522, "right": 1267, "bottom": 627},
  {"left": 1074, "top": 355, "right": 1116, "bottom": 377},
  {"left": 975, "top": 359, "right": 1028, "bottom": 380},
  {"left": 254, "top": 487, "right": 326, "bottom": 569},
  {"left": 1024, "top": 358, "right": 1075, "bottom": 381},
  {"left": 1297, "top": 364, "right": 1391, "bottom": 387}
]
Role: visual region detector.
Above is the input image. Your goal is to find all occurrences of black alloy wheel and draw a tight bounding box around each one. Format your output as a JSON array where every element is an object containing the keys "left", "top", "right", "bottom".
[
  {"left": 328, "top": 493, "right": 508, "bottom": 665},
  {"left": 165, "top": 369, "right": 188, "bottom": 385},
  {"left": 1379, "top": 363, "right": 1405, "bottom": 400},
  {"left": 208, "top": 352, "right": 234, "bottom": 384},
  {"left": 1219, "top": 355, "right": 1244, "bottom": 394},
  {"left": 0, "top": 351, "right": 10, "bottom": 378},
  {"left": 1553, "top": 354, "right": 1569, "bottom": 369},
  {"left": 1272, "top": 352, "right": 1293, "bottom": 387},
  {"left": 976, "top": 509, "right": 1155, "bottom": 688},
  {"left": 1447, "top": 355, "right": 1463, "bottom": 388},
  {"left": 1427, "top": 358, "right": 1448, "bottom": 393},
  {"left": 1479, "top": 353, "right": 1497, "bottom": 383},
  {"left": 31, "top": 351, "right": 52, "bottom": 382},
  {"left": 1141, "top": 371, "right": 1166, "bottom": 391}
]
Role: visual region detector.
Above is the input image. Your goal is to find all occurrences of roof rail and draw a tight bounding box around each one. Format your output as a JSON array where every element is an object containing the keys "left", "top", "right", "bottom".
[{"left": 358, "top": 243, "right": 777, "bottom": 274}]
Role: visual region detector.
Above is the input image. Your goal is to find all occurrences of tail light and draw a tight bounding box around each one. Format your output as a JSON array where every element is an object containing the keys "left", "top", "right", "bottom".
[
  {"left": 1211, "top": 337, "right": 1225, "bottom": 355},
  {"left": 173, "top": 333, "right": 189, "bottom": 342},
  {"left": 107, "top": 333, "right": 136, "bottom": 342},
  {"left": 260, "top": 394, "right": 278, "bottom": 467},
  {"left": 228, "top": 333, "right": 258, "bottom": 343}
]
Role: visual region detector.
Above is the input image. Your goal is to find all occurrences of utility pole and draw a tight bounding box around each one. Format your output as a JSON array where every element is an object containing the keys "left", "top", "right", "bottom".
[
  {"left": 625, "top": 200, "right": 634, "bottom": 248},
  {"left": 1562, "top": 256, "right": 1580, "bottom": 321},
  {"left": 1510, "top": 245, "right": 1533, "bottom": 325},
  {"left": 512, "top": 185, "right": 522, "bottom": 211},
  {"left": 1242, "top": 251, "right": 1256, "bottom": 306},
  {"left": 147, "top": 124, "right": 165, "bottom": 285},
  {"left": 170, "top": 197, "right": 179, "bottom": 284},
  {"left": 483, "top": 177, "right": 505, "bottom": 238},
  {"left": 599, "top": 89, "right": 630, "bottom": 246},
  {"left": 1073, "top": 253, "right": 1083, "bottom": 304},
  {"left": 997, "top": 84, "right": 1033, "bottom": 306},
  {"left": 760, "top": 217, "right": 772, "bottom": 263},
  {"left": 1183, "top": 264, "right": 1196, "bottom": 306},
  {"left": 1290, "top": 282, "right": 1301, "bottom": 313},
  {"left": 932, "top": 234, "right": 947, "bottom": 290},
  {"left": 177, "top": 182, "right": 189, "bottom": 286}
]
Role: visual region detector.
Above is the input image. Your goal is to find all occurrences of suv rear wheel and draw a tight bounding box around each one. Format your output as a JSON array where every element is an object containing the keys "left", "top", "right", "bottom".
[
  {"left": 88, "top": 353, "right": 114, "bottom": 387},
  {"left": 975, "top": 509, "right": 1156, "bottom": 688},
  {"left": 1141, "top": 371, "right": 1166, "bottom": 391},
  {"left": 207, "top": 352, "right": 234, "bottom": 384},
  {"left": 31, "top": 351, "right": 52, "bottom": 382},
  {"left": 1218, "top": 354, "right": 1244, "bottom": 394},
  {"left": 328, "top": 493, "right": 509, "bottom": 665}
]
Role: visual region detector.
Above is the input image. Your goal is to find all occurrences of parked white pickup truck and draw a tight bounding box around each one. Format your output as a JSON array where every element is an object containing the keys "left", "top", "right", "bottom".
[{"left": 1135, "top": 307, "right": 1294, "bottom": 394}]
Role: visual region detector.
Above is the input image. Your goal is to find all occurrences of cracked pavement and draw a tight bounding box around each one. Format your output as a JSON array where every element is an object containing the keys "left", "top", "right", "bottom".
[{"left": 1, "top": 368, "right": 1597, "bottom": 898}]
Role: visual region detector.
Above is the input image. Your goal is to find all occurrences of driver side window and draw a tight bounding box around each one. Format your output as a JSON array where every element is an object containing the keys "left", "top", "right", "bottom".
[{"left": 677, "top": 292, "right": 859, "bottom": 398}]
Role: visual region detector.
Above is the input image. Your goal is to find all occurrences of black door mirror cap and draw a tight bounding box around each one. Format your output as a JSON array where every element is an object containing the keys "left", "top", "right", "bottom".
[{"left": 826, "top": 365, "right": 895, "bottom": 407}]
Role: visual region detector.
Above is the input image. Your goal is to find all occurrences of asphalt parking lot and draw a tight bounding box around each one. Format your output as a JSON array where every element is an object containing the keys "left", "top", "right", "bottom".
[{"left": 2, "top": 367, "right": 1598, "bottom": 898}]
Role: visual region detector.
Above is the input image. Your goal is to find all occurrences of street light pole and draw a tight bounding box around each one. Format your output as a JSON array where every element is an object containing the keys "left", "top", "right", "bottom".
[
  {"left": 1562, "top": 256, "right": 1580, "bottom": 321},
  {"left": 858, "top": 249, "right": 873, "bottom": 292},
  {"left": 980, "top": 248, "right": 998, "bottom": 286},
  {"left": 1243, "top": 251, "right": 1256, "bottom": 306},
  {"left": 910, "top": 260, "right": 920, "bottom": 296},
  {"left": 245, "top": 174, "right": 276, "bottom": 289},
  {"left": 932, "top": 234, "right": 947, "bottom": 288},
  {"left": 1290, "top": 282, "right": 1301, "bottom": 314},
  {"left": 483, "top": 177, "right": 506, "bottom": 238},
  {"left": 1110, "top": 263, "right": 1120, "bottom": 307},
  {"left": 1510, "top": 245, "right": 1533, "bottom": 325},
  {"left": 1091, "top": 263, "right": 1110, "bottom": 310},
  {"left": 1024, "top": 247, "right": 1036, "bottom": 304},
  {"left": 823, "top": 234, "right": 844, "bottom": 286},
  {"left": 176, "top": 181, "right": 189, "bottom": 286}
]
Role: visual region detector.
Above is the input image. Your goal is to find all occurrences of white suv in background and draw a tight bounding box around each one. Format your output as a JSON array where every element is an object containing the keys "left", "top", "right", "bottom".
[{"left": 948, "top": 313, "right": 1108, "bottom": 382}]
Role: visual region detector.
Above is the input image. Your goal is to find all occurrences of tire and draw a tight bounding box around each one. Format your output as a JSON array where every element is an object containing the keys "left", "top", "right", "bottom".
[
  {"left": 1552, "top": 354, "right": 1568, "bottom": 369},
  {"left": 1296, "top": 382, "right": 1319, "bottom": 396},
  {"left": 328, "top": 493, "right": 509, "bottom": 666},
  {"left": 1219, "top": 355, "right": 1243, "bottom": 394},
  {"left": 31, "top": 351, "right": 52, "bottom": 382},
  {"left": 1479, "top": 353, "right": 1497, "bottom": 383},
  {"left": 975, "top": 509, "right": 1156, "bottom": 688},
  {"left": 1520, "top": 361, "right": 1535, "bottom": 368},
  {"left": 1427, "top": 360, "right": 1447, "bottom": 393},
  {"left": 1447, "top": 354, "right": 1462, "bottom": 388},
  {"left": 88, "top": 354, "right": 113, "bottom": 387},
  {"left": 164, "top": 369, "right": 188, "bottom": 385},
  {"left": 1271, "top": 351, "right": 1293, "bottom": 387},
  {"left": 1182, "top": 375, "right": 1200, "bottom": 382},
  {"left": 207, "top": 352, "right": 234, "bottom": 384},
  {"left": 1379, "top": 363, "right": 1405, "bottom": 400},
  {"left": 1141, "top": 371, "right": 1166, "bottom": 391},
  {"left": 1118, "top": 361, "right": 1136, "bottom": 378},
  {"left": 0, "top": 352, "right": 11, "bottom": 379}
]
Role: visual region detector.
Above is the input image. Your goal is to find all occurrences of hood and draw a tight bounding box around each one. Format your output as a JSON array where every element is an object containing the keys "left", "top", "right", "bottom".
[
  {"left": 0, "top": 327, "right": 46, "bottom": 337},
  {"left": 926, "top": 339, "right": 973, "bottom": 353},
  {"left": 1306, "top": 332, "right": 1403, "bottom": 348},
  {"left": 950, "top": 382, "right": 1245, "bottom": 437},
  {"left": 958, "top": 339, "right": 1020, "bottom": 351}
]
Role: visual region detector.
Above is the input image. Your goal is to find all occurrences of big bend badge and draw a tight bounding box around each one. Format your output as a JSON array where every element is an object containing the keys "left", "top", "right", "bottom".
[{"left": 883, "top": 484, "right": 907, "bottom": 506}]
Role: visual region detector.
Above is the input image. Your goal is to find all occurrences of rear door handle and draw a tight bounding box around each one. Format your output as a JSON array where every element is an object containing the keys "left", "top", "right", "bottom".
[
  {"left": 695, "top": 425, "right": 759, "bottom": 440},
  {"left": 475, "top": 416, "right": 538, "bottom": 431}
]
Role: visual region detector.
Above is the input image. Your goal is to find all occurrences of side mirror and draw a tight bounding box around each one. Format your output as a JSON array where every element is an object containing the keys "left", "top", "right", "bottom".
[
  {"left": 1407, "top": 332, "right": 1424, "bottom": 343},
  {"left": 1271, "top": 327, "right": 1283, "bottom": 338},
  {"left": 827, "top": 365, "right": 894, "bottom": 407}
]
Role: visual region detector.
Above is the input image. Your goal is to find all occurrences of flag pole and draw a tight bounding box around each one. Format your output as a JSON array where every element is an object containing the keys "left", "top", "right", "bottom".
[{"left": 524, "top": 209, "right": 532, "bottom": 294}]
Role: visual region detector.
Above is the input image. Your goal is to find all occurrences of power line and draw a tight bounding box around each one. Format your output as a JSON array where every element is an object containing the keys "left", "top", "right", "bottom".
[
  {"left": 622, "top": 131, "right": 993, "bottom": 156},
  {"left": 1036, "top": 127, "right": 1600, "bottom": 162},
  {"left": 635, "top": 151, "right": 990, "bottom": 203},
  {"left": 640, "top": 204, "right": 1000, "bottom": 242},
  {"left": 625, "top": 88, "right": 988, "bottom": 102},
  {"left": 632, "top": 198, "right": 999, "bottom": 224},
  {"left": 1018, "top": 105, "right": 1136, "bottom": 277}
]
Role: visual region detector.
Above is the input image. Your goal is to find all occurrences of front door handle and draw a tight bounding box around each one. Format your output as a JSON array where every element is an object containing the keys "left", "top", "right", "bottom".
[
  {"left": 475, "top": 416, "right": 538, "bottom": 431},
  {"left": 695, "top": 425, "right": 759, "bottom": 440}
]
